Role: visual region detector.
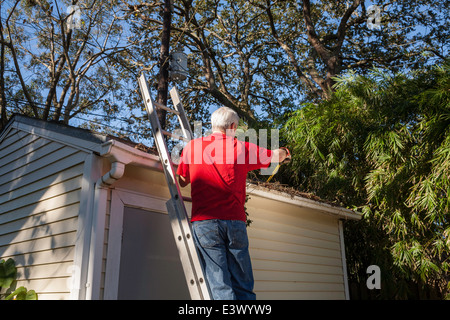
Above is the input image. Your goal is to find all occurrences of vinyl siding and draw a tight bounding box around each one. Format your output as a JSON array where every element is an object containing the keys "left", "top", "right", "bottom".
[
  {"left": 246, "top": 195, "right": 346, "bottom": 300},
  {"left": 0, "top": 128, "right": 87, "bottom": 300}
]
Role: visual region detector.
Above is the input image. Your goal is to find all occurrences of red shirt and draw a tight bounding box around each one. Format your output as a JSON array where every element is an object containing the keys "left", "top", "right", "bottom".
[{"left": 176, "top": 132, "right": 273, "bottom": 222}]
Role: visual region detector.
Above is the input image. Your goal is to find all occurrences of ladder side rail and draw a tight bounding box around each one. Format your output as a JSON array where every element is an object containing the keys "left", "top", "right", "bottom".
[
  {"left": 170, "top": 86, "right": 193, "bottom": 141},
  {"left": 138, "top": 73, "right": 211, "bottom": 300},
  {"left": 166, "top": 200, "right": 211, "bottom": 299}
]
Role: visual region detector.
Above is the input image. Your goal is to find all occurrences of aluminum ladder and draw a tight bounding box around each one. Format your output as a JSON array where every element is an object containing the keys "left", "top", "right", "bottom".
[{"left": 138, "top": 72, "right": 211, "bottom": 300}]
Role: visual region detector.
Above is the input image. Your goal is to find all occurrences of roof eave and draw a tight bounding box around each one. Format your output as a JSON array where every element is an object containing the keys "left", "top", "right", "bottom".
[{"left": 246, "top": 184, "right": 362, "bottom": 221}]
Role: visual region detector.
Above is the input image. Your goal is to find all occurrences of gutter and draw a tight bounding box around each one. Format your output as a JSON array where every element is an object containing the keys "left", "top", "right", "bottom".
[{"left": 246, "top": 184, "right": 361, "bottom": 221}]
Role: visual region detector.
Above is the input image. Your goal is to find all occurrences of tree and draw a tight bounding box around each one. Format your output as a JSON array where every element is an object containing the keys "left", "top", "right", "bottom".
[
  {"left": 0, "top": 0, "right": 130, "bottom": 130},
  {"left": 125, "top": 0, "right": 448, "bottom": 133},
  {"left": 126, "top": 0, "right": 282, "bottom": 128},
  {"left": 260, "top": 0, "right": 449, "bottom": 101},
  {"left": 282, "top": 60, "right": 450, "bottom": 299}
]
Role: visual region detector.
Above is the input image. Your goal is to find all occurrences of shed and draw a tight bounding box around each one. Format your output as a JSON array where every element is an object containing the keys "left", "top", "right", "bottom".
[{"left": 0, "top": 114, "right": 361, "bottom": 300}]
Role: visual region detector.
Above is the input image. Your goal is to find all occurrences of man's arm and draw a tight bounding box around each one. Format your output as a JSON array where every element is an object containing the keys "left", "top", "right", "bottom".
[{"left": 178, "top": 174, "right": 190, "bottom": 187}]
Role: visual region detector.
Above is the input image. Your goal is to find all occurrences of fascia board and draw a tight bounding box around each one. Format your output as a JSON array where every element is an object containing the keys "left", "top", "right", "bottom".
[{"left": 246, "top": 184, "right": 362, "bottom": 221}]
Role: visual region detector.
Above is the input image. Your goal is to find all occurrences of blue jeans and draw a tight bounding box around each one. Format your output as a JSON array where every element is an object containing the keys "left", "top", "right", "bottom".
[{"left": 192, "top": 219, "right": 256, "bottom": 300}]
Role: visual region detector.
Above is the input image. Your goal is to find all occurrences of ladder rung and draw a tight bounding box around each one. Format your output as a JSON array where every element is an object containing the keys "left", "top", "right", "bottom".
[
  {"left": 162, "top": 130, "right": 189, "bottom": 142},
  {"left": 182, "top": 196, "right": 192, "bottom": 202},
  {"left": 154, "top": 101, "right": 180, "bottom": 115}
]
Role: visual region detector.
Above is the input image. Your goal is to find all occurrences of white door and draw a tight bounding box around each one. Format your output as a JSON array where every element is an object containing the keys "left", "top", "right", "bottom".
[{"left": 117, "top": 206, "right": 190, "bottom": 299}]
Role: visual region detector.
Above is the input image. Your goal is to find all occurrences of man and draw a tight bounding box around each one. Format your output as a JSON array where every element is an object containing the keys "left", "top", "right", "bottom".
[{"left": 176, "top": 107, "right": 290, "bottom": 300}]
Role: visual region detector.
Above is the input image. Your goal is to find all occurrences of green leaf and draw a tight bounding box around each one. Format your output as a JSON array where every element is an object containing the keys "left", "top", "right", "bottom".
[
  {"left": 4, "top": 287, "right": 38, "bottom": 300},
  {"left": 25, "top": 290, "right": 38, "bottom": 300},
  {"left": 5, "top": 286, "right": 26, "bottom": 300},
  {"left": 0, "top": 258, "right": 17, "bottom": 289}
]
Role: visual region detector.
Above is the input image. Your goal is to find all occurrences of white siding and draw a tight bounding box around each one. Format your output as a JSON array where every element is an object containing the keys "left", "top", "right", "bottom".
[
  {"left": 246, "top": 195, "right": 346, "bottom": 300},
  {"left": 0, "top": 128, "right": 87, "bottom": 300}
]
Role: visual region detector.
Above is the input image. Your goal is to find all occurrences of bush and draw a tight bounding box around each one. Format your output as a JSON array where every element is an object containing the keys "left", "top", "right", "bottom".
[
  {"left": 282, "top": 61, "right": 450, "bottom": 299},
  {"left": 0, "top": 258, "right": 38, "bottom": 300}
]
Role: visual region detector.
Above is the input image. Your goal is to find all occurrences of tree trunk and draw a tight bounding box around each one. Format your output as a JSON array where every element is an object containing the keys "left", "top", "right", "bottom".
[{"left": 156, "top": 0, "right": 172, "bottom": 130}]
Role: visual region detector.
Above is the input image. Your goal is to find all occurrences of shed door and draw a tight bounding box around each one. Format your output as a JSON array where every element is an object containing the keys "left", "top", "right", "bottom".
[{"left": 117, "top": 206, "right": 190, "bottom": 299}]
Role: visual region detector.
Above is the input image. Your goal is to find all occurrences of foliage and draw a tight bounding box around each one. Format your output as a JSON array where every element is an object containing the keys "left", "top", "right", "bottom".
[
  {"left": 244, "top": 194, "right": 252, "bottom": 227},
  {"left": 0, "top": 258, "right": 38, "bottom": 300},
  {"left": 282, "top": 61, "right": 450, "bottom": 299},
  {"left": 125, "top": 0, "right": 448, "bottom": 133}
]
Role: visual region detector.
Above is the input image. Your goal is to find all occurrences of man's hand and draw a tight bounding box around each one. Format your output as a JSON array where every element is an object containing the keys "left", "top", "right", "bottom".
[
  {"left": 280, "top": 147, "right": 291, "bottom": 164},
  {"left": 178, "top": 175, "right": 190, "bottom": 187},
  {"left": 270, "top": 147, "right": 291, "bottom": 164}
]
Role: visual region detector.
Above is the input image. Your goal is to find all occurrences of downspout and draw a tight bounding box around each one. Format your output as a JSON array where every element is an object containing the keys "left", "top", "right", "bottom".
[
  {"left": 97, "top": 161, "right": 126, "bottom": 187},
  {"left": 85, "top": 140, "right": 128, "bottom": 300}
]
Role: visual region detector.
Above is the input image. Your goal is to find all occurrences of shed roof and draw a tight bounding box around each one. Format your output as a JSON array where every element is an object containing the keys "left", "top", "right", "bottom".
[{"left": 1, "top": 114, "right": 360, "bottom": 220}]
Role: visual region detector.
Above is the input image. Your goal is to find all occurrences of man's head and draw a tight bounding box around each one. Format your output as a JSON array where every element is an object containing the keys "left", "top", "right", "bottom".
[{"left": 211, "top": 107, "right": 240, "bottom": 136}]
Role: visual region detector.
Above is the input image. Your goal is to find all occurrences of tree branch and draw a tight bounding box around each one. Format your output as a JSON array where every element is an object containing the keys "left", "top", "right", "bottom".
[
  {"left": 4, "top": 0, "right": 39, "bottom": 117},
  {"left": 264, "top": 0, "right": 323, "bottom": 97}
]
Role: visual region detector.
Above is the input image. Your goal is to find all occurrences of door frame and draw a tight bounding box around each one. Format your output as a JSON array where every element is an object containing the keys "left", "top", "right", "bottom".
[{"left": 103, "top": 188, "right": 168, "bottom": 300}]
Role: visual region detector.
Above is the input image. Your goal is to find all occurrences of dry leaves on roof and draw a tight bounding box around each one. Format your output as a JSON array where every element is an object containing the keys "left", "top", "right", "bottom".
[{"left": 247, "top": 178, "right": 342, "bottom": 208}]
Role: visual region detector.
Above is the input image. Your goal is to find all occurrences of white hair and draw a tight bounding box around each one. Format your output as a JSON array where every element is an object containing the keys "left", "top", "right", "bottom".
[{"left": 211, "top": 107, "right": 240, "bottom": 132}]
